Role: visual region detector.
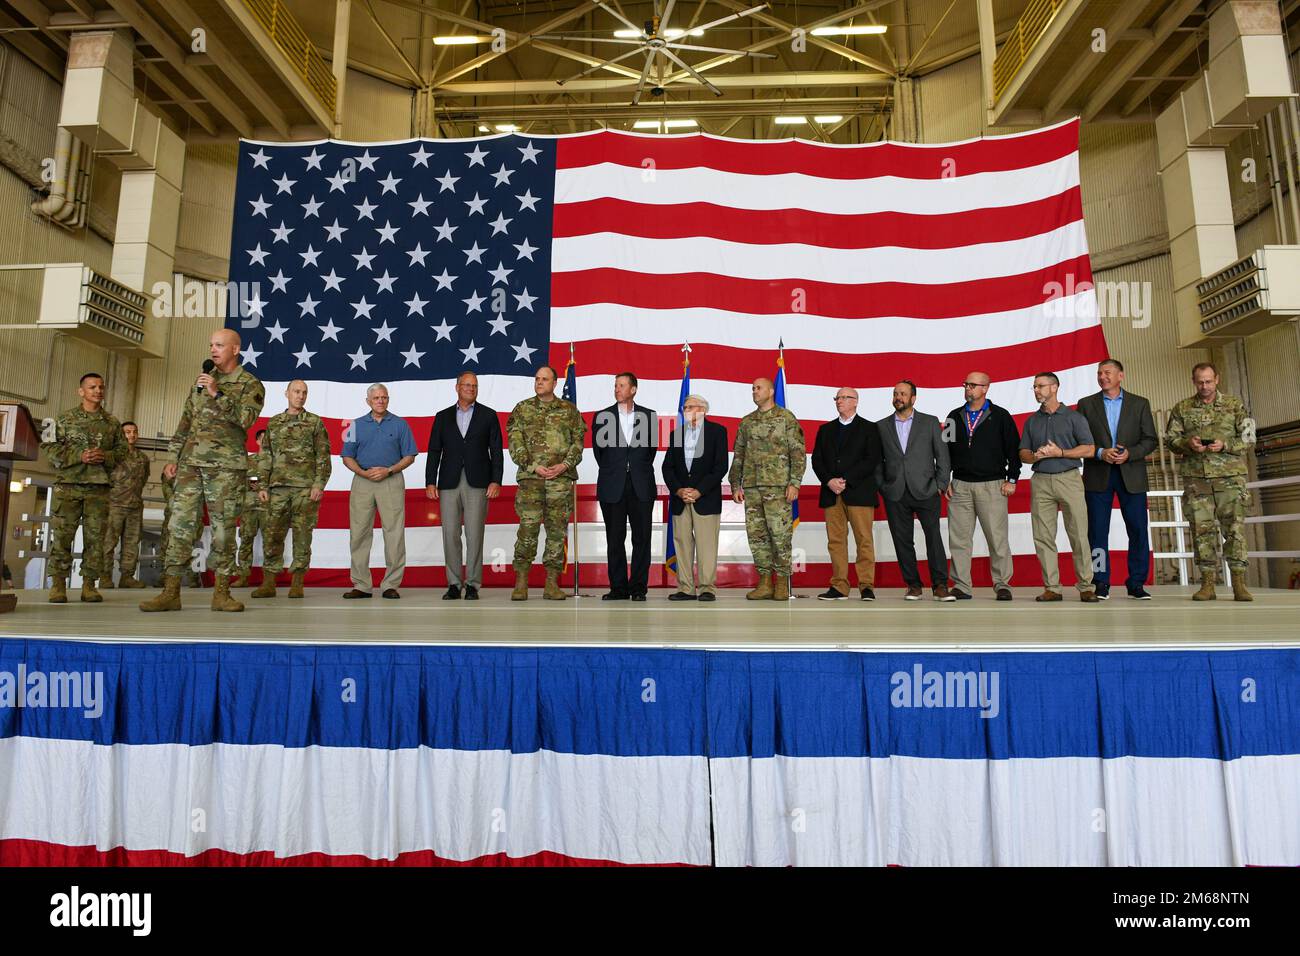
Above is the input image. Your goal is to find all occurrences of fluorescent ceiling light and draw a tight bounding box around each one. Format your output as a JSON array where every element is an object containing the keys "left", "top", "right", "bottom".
[
  {"left": 813, "top": 115, "right": 843, "bottom": 123},
  {"left": 810, "top": 24, "right": 887, "bottom": 36},
  {"left": 495, "top": 124, "right": 520, "bottom": 132},
  {"left": 433, "top": 35, "right": 490, "bottom": 45},
  {"left": 663, "top": 119, "right": 697, "bottom": 128},
  {"left": 664, "top": 28, "right": 705, "bottom": 38},
  {"left": 477, "top": 124, "right": 490, "bottom": 132},
  {"left": 773, "top": 116, "right": 807, "bottom": 125},
  {"left": 8, "top": 481, "right": 21, "bottom": 494},
  {"left": 614, "top": 29, "right": 644, "bottom": 38}
]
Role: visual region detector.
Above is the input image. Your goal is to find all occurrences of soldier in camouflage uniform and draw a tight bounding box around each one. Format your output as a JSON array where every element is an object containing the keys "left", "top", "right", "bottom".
[
  {"left": 159, "top": 468, "right": 204, "bottom": 588},
  {"left": 252, "top": 381, "right": 331, "bottom": 600},
  {"left": 233, "top": 430, "right": 267, "bottom": 587},
  {"left": 1165, "top": 362, "right": 1254, "bottom": 602},
  {"left": 507, "top": 365, "right": 586, "bottom": 600},
  {"left": 39, "top": 372, "right": 126, "bottom": 603},
  {"left": 729, "top": 378, "right": 806, "bottom": 601},
  {"left": 141, "top": 328, "right": 265, "bottom": 613},
  {"left": 100, "top": 421, "right": 150, "bottom": 589}
]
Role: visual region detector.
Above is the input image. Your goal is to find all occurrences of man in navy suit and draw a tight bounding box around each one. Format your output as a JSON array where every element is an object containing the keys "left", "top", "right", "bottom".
[
  {"left": 662, "top": 394, "right": 729, "bottom": 602},
  {"left": 592, "top": 372, "right": 659, "bottom": 601},
  {"left": 424, "top": 372, "right": 503, "bottom": 600}
]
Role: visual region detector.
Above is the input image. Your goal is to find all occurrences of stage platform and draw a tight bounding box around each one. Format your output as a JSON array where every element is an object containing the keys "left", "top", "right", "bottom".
[{"left": 2, "top": 584, "right": 1298, "bottom": 650}]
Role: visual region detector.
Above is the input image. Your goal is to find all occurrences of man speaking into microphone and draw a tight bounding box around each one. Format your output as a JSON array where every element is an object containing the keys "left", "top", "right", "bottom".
[{"left": 141, "top": 329, "right": 265, "bottom": 613}]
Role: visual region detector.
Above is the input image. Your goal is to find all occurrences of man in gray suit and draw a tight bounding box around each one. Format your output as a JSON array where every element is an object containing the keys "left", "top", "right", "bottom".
[
  {"left": 877, "top": 380, "right": 954, "bottom": 601},
  {"left": 1077, "top": 359, "right": 1158, "bottom": 600}
]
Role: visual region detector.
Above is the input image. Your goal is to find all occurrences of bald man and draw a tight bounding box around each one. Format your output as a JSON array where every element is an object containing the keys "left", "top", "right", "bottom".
[
  {"left": 142, "top": 328, "right": 265, "bottom": 613},
  {"left": 944, "top": 372, "right": 1022, "bottom": 600}
]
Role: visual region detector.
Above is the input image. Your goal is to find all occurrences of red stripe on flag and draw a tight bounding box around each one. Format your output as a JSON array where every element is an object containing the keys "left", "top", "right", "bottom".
[
  {"left": 552, "top": 189, "right": 1084, "bottom": 249},
  {"left": 555, "top": 122, "right": 1080, "bottom": 179},
  {"left": 551, "top": 255, "right": 1096, "bottom": 319}
]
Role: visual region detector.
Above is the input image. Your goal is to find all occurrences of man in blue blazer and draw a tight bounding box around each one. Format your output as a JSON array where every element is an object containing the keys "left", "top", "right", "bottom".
[
  {"left": 425, "top": 372, "right": 503, "bottom": 600},
  {"left": 662, "top": 395, "right": 729, "bottom": 602},
  {"left": 592, "top": 372, "right": 659, "bottom": 601}
]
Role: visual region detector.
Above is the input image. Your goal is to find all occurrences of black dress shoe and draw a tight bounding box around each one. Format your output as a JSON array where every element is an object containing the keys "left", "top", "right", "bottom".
[
  {"left": 668, "top": 592, "right": 697, "bottom": 601},
  {"left": 1127, "top": 587, "right": 1152, "bottom": 600},
  {"left": 951, "top": 589, "right": 973, "bottom": 601},
  {"left": 995, "top": 588, "right": 1013, "bottom": 601},
  {"left": 698, "top": 592, "right": 716, "bottom": 602},
  {"left": 817, "top": 588, "right": 848, "bottom": 601},
  {"left": 464, "top": 586, "right": 479, "bottom": 601},
  {"left": 860, "top": 588, "right": 876, "bottom": 601},
  {"left": 443, "top": 585, "right": 461, "bottom": 600},
  {"left": 602, "top": 591, "right": 630, "bottom": 601},
  {"left": 382, "top": 588, "right": 400, "bottom": 599},
  {"left": 342, "top": 589, "right": 372, "bottom": 599},
  {"left": 631, "top": 593, "right": 647, "bottom": 602}
]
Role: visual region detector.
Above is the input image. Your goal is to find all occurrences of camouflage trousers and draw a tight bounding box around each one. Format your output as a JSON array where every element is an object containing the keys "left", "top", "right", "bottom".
[
  {"left": 263, "top": 487, "right": 320, "bottom": 574},
  {"left": 1185, "top": 476, "right": 1250, "bottom": 572},
  {"left": 513, "top": 477, "right": 573, "bottom": 573},
  {"left": 236, "top": 506, "right": 266, "bottom": 574},
  {"left": 164, "top": 466, "right": 245, "bottom": 577},
  {"left": 744, "top": 486, "right": 794, "bottom": 576},
  {"left": 102, "top": 504, "right": 143, "bottom": 578},
  {"left": 160, "top": 499, "right": 204, "bottom": 579},
  {"left": 49, "top": 483, "right": 109, "bottom": 580}
]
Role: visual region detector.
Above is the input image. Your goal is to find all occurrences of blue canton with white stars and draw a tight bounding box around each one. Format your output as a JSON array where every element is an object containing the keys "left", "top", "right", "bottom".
[{"left": 227, "top": 136, "right": 555, "bottom": 382}]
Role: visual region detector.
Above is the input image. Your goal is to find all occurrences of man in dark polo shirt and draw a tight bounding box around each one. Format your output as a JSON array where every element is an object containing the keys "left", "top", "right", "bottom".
[{"left": 1019, "top": 372, "right": 1099, "bottom": 603}]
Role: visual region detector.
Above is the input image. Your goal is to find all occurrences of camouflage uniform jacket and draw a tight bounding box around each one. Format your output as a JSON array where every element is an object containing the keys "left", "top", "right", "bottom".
[
  {"left": 258, "top": 410, "right": 332, "bottom": 490},
  {"left": 41, "top": 405, "right": 126, "bottom": 485},
  {"left": 1165, "top": 392, "right": 1251, "bottom": 479},
  {"left": 169, "top": 365, "right": 265, "bottom": 470},
  {"left": 507, "top": 396, "right": 586, "bottom": 480},
  {"left": 728, "top": 405, "right": 806, "bottom": 489},
  {"left": 108, "top": 446, "right": 150, "bottom": 507}
]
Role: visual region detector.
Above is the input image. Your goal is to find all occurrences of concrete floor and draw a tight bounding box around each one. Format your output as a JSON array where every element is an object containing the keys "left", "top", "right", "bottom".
[{"left": 2, "top": 585, "right": 1298, "bottom": 651}]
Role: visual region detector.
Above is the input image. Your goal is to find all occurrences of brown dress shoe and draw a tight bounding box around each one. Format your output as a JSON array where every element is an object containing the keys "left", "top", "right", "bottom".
[
  {"left": 382, "top": 588, "right": 401, "bottom": 599},
  {"left": 995, "top": 588, "right": 1013, "bottom": 601},
  {"left": 1079, "top": 590, "right": 1100, "bottom": 603},
  {"left": 932, "top": 584, "right": 956, "bottom": 602},
  {"left": 342, "top": 589, "right": 372, "bottom": 599},
  {"left": 904, "top": 584, "right": 923, "bottom": 601},
  {"left": 1035, "top": 590, "right": 1063, "bottom": 602}
]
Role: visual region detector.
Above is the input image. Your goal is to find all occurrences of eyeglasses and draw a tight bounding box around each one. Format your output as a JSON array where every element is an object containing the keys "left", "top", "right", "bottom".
[
  {"left": 962, "top": 382, "right": 988, "bottom": 389},
  {"left": 833, "top": 395, "right": 855, "bottom": 401}
]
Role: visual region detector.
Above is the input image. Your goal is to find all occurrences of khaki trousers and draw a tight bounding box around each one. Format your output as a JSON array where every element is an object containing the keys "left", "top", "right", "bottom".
[
  {"left": 1030, "top": 469, "right": 1094, "bottom": 594},
  {"left": 947, "top": 478, "right": 1013, "bottom": 592},
  {"left": 349, "top": 472, "right": 406, "bottom": 593},
  {"left": 825, "top": 497, "right": 876, "bottom": 593},
  {"left": 671, "top": 503, "right": 720, "bottom": 595}
]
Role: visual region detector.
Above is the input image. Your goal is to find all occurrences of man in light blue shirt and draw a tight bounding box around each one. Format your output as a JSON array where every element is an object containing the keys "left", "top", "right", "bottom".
[{"left": 340, "top": 383, "right": 417, "bottom": 599}]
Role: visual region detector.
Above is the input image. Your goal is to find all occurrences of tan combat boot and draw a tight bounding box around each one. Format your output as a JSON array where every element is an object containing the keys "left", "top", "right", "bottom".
[
  {"left": 251, "top": 575, "right": 277, "bottom": 598},
  {"left": 511, "top": 570, "right": 529, "bottom": 601},
  {"left": 139, "top": 576, "right": 182, "bottom": 612},
  {"left": 746, "top": 573, "right": 774, "bottom": 600},
  {"left": 543, "top": 570, "right": 566, "bottom": 600},
  {"left": 211, "top": 577, "right": 244, "bottom": 612},
  {"left": 119, "top": 574, "right": 145, "bottom": 589},
  {"left": 1192, "top": 575, "right": 1216, "bottom": 601},
  {"left": 288, "top": 572, "right": 306, "bottom": 599},
  {"left": 1231, "top": 574, "right": 1253, "bottom": 603},
  {"left": 100, "top": 576, "right": 116, "bottom": 590},
  {"left": 48, "top": 578, "right": 67, "bottom": 604},
  {"left": 772, "top": 575, "right": 791, "bottom": 601},
  {"left": 80, "top": 578, "right": 103, "bottom": 603}
]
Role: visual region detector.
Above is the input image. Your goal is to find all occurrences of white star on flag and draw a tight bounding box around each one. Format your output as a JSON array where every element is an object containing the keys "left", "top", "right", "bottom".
[
  {"left": 404, "top": 292, "right": 428, "bottom": 315},
  {"left": 462, "top": 291, "right": 485, "bottom": 312},
  {"left": 401, "top": 344, "right": 425, "bottom": 367},
  {"left": 464, "top": 193, "right": 488, "bottom": 216},
  {"left": 265, "top": 319, "right": 287, "bottom": 342},
  {"left": 487, "top": 315, "right": 512, "bottom": 336},
  {"left": 460, "top": 340, "right": 483, "bottom": 363},
  {"left": 242, "top": 344, "right": 262, "bottom": 366},
  {"left": 326, "top": 171, "right": 350, "bottom": 192},
  {"left": 463, "top": 241, "right": 486, "bottom": 264},
  {"left": 272, "top": 173, "right": 296, "bottom": 194},
  {"left": 436, "top": 170, "right": 459, "bottom": 192},
  {"left": 269, "top": 270, "right": 291, "bottom": 292},
  {"left": 464, "top": 145, "right": 488, "bottom": 167},
  {"left": 351, "top": 296, "right": 376, "bottom": 319},
  {"left": 372, "top": 320, "right": 396, "bottom": 343},
  {"left": 512, "top": 339, "right": 537, "bottom": 363},
  {"left": 298, "top": 294, "right": 320, "bottom": 316},
  {"left": 354, "top": 197, "right": 377, "bottom": 220},
  {"left": 293, "top": 345, "right": 315, "bottom": 367},
  {"left": 303, "top": 149, "right": 324, "bottom": 170},
  {"left": 347, "top": 346, "right": 372, "bottom": 370},
  {"left": 298, "top": 245, "right": 322, "bottom": 267},
  {"left": 318, "top": 319, "right": 343, "bottom": 341},
  {"left": 249, "top": 149, "right": 271, "bottom": 169},
  {"left": 512, "top": 288, "right": 537, "bottom": 311},
  {"left": 352, "top": 247, "right": 376, "bottom": 269},
  {"left": 513, "top": 238, "right": 538, "bottom": 261},
  {"left": 271, "top": 221, "right": 293, "bottom": 243},
  {"left": 434, "top": 219, "right": 457, "bottom": 242},
  {"left": 406, "top": 244, "right": 429, "bottom": 266},
  {"left": 355, "top": 150, "right": 378, "bottom": 172},
  {"left": 489, "top": 212, "right": 512, "bottom": 235},
  {"left": 409, "top": 145, "right": 433, "bottom": 167},
  {"left": 432, "top": 269, "right": 457, "bottom": 291},
  {"left": 301, "top": 195, "right": 323, "bottom": 217},
  {"left": 491, "top": 164, "right": 514, "bottom": 187},
  {"left": 324, "top": 219, "right": 348, "bottom": 242},
  {"left": 516, "top": 189, "right": 540, "bottom": 212},
  {"left": 375, "top": 221, "right": 399, "bottom": 243},
  {"left": 518, "top": 141, "right": 541, "bottom": 163},
  {"left": 378, "top": 172, "right": 402, "bottom": 194},
  {"left": 247, "top": 244, "right": 269, "bottom": 265},
  {"left": 321, "top": 269, "right": 345, "bottom": 291},
  {"left": 488, "top": 262, "right": 513, "bottom": 285},
  {"left": 408, "top": 194, "right": 431, "bottom": 216},
  {"left": 374, "top": 270, "right": 397, "bottom": 293},
  {"left": 249, "top": 195, "right": 270, "bottom": 216},
  {"left": 431, "top": 318, "right": 456, "bottom": 341}
]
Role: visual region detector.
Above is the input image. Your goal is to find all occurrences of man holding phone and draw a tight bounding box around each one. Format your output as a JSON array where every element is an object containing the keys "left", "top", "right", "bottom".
[{"left": 1165, "top": 363, "right": 1254, "bottom": 601}]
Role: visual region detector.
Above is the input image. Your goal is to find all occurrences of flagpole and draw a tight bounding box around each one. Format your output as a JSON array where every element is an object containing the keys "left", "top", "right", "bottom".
[
  {"left": 776, "top": 339, "right": 800, "bottom": 600},
  {"left": 565, "top": 342, "right": 590, "bottom": 599}
]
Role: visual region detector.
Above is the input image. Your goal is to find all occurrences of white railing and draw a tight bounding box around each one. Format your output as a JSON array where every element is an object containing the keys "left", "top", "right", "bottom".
[{"left": 1149, "top": 475, "right": 1300, "bottom": 585}]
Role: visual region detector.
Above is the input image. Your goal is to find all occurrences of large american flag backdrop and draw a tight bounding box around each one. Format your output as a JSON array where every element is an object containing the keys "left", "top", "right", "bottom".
[{"left": 227, "top": 118, "right": 1114, "bottom": 589}]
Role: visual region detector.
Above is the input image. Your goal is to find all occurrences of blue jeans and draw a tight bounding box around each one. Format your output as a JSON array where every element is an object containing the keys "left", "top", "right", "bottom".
[{"left": 1086, "top": 468, "right": 1150, "bottom": 590}]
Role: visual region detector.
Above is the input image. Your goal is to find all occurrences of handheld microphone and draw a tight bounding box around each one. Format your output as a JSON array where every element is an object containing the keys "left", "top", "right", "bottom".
[{"left": 196, "top": 359, "right": 216, "bottom": 394}]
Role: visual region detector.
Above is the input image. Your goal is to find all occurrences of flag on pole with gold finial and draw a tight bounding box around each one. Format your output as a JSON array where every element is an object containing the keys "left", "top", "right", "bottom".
[
  {"left": 775, "top": 339, "right": 799, "bottom": 529},
  {"left": 664, "top": 342, "right": 691, "bottom": 574}
]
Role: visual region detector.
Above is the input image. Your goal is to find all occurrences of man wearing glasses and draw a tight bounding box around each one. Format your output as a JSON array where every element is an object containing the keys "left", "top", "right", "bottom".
[
  {"left": 944, "top": 373, "right": 1022, "bottom": 601},
  {"left": 812, "top": 388, "right": 884, "bottom": 601},
  {"left": 662, "top": 395, "right": 729, "bottom": 601}
]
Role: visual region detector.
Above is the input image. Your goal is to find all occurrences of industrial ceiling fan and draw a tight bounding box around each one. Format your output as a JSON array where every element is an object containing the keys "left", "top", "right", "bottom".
[{"left": 539, "top": 1, "right": 776, "bottom": 104}]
